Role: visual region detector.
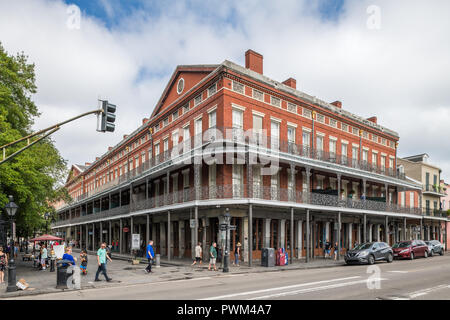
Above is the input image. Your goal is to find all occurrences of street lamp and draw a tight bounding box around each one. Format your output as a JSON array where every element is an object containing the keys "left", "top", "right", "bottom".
[
  {"left": 223, "top": 208, "right": 231, "bottom": 273},
  {"left": 44, "top": 212, "right": 50, "bottom": 232},
  {"left": 4, "top": 195, "right": 18, "bottom": 292}
]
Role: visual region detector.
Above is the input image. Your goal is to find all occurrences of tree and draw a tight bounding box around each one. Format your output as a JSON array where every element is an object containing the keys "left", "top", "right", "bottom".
[{"left": 0, "top": 42, "right": 70, "bottom": 237}]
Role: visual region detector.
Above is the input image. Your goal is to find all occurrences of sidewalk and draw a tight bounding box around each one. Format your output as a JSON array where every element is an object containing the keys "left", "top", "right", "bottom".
[{"left": 0, "top": 252, "right": 345, "bottom": 299}]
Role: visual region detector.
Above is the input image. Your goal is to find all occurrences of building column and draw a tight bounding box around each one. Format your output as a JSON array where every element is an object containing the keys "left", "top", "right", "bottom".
[
  {"left": 152, "top": 222, "right": 156, "bottom": 248},
  {"left": 119, "top": 219, "right": 123, "bottom": 254},
  {"left": 80, "top": 225, "right": 83, "bottom": 249},
  {"left": 306, "top": 210, "right": 310, "bottom": 263},
  {"left": 348, "top": 223, "right": 352, "bottom": 249},
  {"left": 108, "top": 221, "right": 111, "bottom": 245},
  {"left": 337, "top": 212, "right": 341, "bottom": 260},
  {"left": 325, "top": 222, "right": 330, "bottom": 243},
  {"left": 290, "top": 164, "right": 296, "bottom": 202},
  {"left": 100, "top": 222, "right": 103, "bottom": 244},
  {"left": 160, "top": 220, "right": 166, "bottom": 257},
  {"left": 248, "top": 204, "right": 253, "bottom": 267},
  {"left": 376, "top": 224, "right": 381, "bottom": 242},
  {"left": 306, "top": 167, "right": 311, "bottom": 203},
  {"left": 363, "top": 214, "right": 367, "bottom": 243},
  {"left": 167, "top": 211, "right": 171, "bottom": 260},
  {"left": 385, "top": 216, "right": 389, "bottom": 245},
  {"left": 202, "top": 218, "right": 207, "bottom": 261},
  {"left": 146, "top": 215, "right": 150, "bottom": 244},
  {"left": 297, "top": 220, "right": 303, "bottom": 259},
  {"left": 420, "top": 219, "right": 424, "bottom": 240},
  {"left": 403, "top": 217, "right": 407, "bottom": 240},
  {"left": 243, "top": 216, "right": 249, "bottom": 263},
  {"left": 368, "top": 224, "right": 373, "bottom": 242},
  {"left": 194, "top": 164, "right": 201, "bottom": 200},
  {"left": 92, "top": 223, "right": 95, "bottom": 251},
  {"left": 290, "top": 208, "right": 294, "bottom": 260},
  {"left": 194, "top": 206, "right": 199, "bottom": 251},
  {"left": 279, "top": 219, "right": 286, "bottom": 249},
  {"left": 86, "top": 224, "right": 89, "bottom": 251},
  {"left": 179, "top": 219, "right": 185, "bottom": 258},
  {"left": 358, "top": 223, "right": 361, "bottom": 244},
  {"left": 263, "top": 219, "right": 271, "bottom": 248},
  {"left": 337, "top": 173, "right": 341, "bottom": 201}
]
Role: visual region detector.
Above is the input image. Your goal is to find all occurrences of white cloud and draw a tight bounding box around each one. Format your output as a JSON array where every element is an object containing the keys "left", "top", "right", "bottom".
[{"left": 0, "top": 0, "right": 449, "bottom": 181}]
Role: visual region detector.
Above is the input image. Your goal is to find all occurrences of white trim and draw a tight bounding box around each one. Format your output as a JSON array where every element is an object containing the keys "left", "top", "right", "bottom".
[
  {"left": 381, "top": 152, "right": 387, "bottom": 156},
  {"left": 302, "top": 127, "right": 312, "bottom": 133},
  {"left": 207, "top": 105, "right": 217, "bottom": 113},
  {"left": 287, "top": 121, "right": 298, "bottom": 128},
  {"left": 341, "top": 139, "right": 349, "bottom": 144},
  {"left": 352, "top": 143, "right": 359, "bottom": 147},
  {"left": 252, "top": 110, "right": 265, "bottom": 117},
  {"left": 182, "top": 122, "right": 190, "bottom": 129},
  {"left": 372, "top": 150, "right": 379, "bottom": 154},
  {"left": 363, "top": 146, "right": 369, "bottom": 151},
  {"left": 389, "top": 155, "right": 395, "bottom": 159},
  {"left": 270, "top": 116, "right": 282, "bottom": 123},
  {"left": 329, "top": 136, "right": 338, "bottom": 141},
  {"left": 231, "top": 103, "right": 246, "bottom": 112},
  {"left": 194, "top": 114, "right": 203, "bottom": 122},
  {"left": 162, "top": 134, "right": 169, "bottom": 141},
  {"left": 172, "top": 129, "right": 179, "bottom": 135},
  {"left": 316, "top": 131, "right": 325, "bottom": 137}
]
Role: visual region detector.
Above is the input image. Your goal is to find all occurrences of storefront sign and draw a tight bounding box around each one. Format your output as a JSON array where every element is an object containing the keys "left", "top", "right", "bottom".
[
  {"left": 132, "top": 234, "right": 140, "bottom": 250},
  {"left": 123, "top": 227, "right": 129, "bottom": 233}
]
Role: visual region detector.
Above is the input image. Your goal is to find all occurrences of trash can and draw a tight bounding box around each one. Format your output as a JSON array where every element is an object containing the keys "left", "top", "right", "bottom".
[
  {"left": 261, "top": 248, "right": 275, "bottom": 267},
  {"left": 56, "top": 259, "right": 73, "bottom": 289}
]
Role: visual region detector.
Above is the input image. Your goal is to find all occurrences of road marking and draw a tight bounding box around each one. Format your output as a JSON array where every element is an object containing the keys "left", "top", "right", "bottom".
[
  {"left": 408, "top": 284, "right": 450, "bottom": 299},
  {"left": 387, "top": 271, "right": 408, "bottom": 273},
  {"left": 200, "top": 276, "right": 361, "bottom": 300},
  {"left": 248, "top": 278, "right": 387, "bottom": 300}
]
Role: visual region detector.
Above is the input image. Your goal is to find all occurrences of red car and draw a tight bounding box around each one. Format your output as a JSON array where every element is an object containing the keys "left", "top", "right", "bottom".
[{"left": 392, "top": 240, "right": 429, "bottom": 260}]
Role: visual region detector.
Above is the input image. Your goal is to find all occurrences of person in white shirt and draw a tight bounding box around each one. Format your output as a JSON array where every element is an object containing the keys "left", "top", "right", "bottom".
[
  {"left": 41, "top": 245, "right": 48, "bottom": 270},
  {"left": 191, "top": 242, "right": 202, "bottom": 266}
]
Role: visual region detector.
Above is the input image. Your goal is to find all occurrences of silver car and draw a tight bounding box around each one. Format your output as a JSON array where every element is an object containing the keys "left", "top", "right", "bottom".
[{"left": 425, "top": 240, "right": 444, "bottom": 256}]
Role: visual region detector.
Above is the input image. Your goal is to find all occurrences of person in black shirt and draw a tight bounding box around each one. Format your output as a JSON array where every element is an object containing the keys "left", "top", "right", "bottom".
[{"left": 324, "top": 239, "right": 331, "bottom": 259}]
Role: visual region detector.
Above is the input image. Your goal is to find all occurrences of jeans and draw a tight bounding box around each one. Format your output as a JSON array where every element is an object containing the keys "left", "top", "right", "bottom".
[
  {"left": 146, "top": 258, "right": 153, "bottom": 272},
  {"left": 235, "top": 253, "right": 239, "bottom": 265},
  {"left": 95, "top": 263, "right": 110, "bottom": 280}
]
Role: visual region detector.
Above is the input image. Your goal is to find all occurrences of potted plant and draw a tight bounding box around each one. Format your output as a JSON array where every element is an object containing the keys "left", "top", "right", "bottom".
[
  {"left": 131, "top": 249, "right": 140, "bottom": 265},
  {"left": 348, "top": 190, "right": 355, "bottom": 198}
]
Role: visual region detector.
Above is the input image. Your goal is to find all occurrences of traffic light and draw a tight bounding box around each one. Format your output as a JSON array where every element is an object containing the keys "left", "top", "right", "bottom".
[{"left": 100, "top": 100, "right": 116, "bottom": 132}]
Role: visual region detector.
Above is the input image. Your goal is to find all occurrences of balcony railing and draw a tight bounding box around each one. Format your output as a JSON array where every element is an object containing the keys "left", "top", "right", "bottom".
[
  {"left": 53, "top": 185, "right": 425, "bottom": 227},
  {"left": 61, "top": 127, "right": 407, "bottom": 211},
  {"left": 424, "top": 184, "right": 447, "bottom": 195}
]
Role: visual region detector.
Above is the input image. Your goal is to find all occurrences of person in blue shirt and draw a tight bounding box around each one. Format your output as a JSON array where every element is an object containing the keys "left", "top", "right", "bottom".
[
  {"left": 62, "top": 247, "right": 76, "bottom": 267},
  {"left": 145, "top": 240, "right": 154, "bottom": 274},
  {"left": 95, "top": 242, "right": 112, "bottom": 282}
]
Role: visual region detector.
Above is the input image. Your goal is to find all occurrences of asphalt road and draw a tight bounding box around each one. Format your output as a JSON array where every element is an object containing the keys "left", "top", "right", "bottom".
[{"left": 8, "top": 254, "right": 450, "bottom": 300}]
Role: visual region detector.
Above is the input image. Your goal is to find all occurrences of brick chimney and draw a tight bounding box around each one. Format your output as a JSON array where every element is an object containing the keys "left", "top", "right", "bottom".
[
  {"left": 282, "top": 78, "right": 297, "bottom": 89},
  {"left": 245, "top": 49, "right": 263, "bottom": 74},
  {"left": 331, "top": 101, "right": 342, "bottom": 108},
  {"left": 367, "top": 116, "right": 377, "bottom": 124}
]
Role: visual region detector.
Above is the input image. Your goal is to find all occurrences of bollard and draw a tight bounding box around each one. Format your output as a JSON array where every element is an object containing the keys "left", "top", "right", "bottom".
[
  {"left": 50, "top": 257, "right": 56, "bottom": 272},
  {"left": 155, "top": 254, "right": 160, "bottom": 268}
]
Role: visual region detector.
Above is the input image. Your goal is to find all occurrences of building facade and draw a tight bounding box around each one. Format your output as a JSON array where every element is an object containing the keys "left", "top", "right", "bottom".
[{"left": 51, "top": 50, "right": 447, "bottom": 263}]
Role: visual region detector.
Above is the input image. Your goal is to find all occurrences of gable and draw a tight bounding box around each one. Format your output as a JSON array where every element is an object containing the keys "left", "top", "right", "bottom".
[{"left": 151, "top": 65, "right": 218, "bottom": 118}]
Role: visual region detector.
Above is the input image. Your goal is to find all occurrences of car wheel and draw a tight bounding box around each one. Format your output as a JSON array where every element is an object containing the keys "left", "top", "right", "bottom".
[
  {"left": 368, "top": 255, "right": 375, "bottom": 265},
  {"left": 429, "top": 250, "right": 433, "bottom": 257},
  {"left": 410, "top": 252, "right": 414, "bottom": 260},
  {"left": 386, "top": 253, "right": 393, "bottom": 263},
  {"left": 424, "top": 250, "right": 428, "bottom": 258},
  {"left": 440, "top": 249, "right": 444, "bottom": 256}
]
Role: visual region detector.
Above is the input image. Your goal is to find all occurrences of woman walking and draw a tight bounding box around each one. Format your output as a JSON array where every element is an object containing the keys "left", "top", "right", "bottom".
[{"left": 0, "top": 247, "right": 7, "bottom": 284}]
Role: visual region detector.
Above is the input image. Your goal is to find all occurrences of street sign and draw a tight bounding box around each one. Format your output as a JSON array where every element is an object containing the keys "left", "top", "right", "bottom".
[
  {"left": 229, "top": 225, "right": 237, "bottom": 231},
  {"left": 190, "top": 219, "right": 196, "bottom": 229},
  {"left": 123, "top": 227, "right": 129, "bottom": 232},
  {"left": 220, "top": 224, "right": 237, "bottom": 231},
  {"left": 132, "top": 234, "right": 140, "bottom": 250}
]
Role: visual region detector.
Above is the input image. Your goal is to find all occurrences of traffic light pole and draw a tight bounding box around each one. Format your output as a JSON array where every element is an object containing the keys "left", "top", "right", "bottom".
[{"left": 1, "top": 108, "right": 103, "bottom": 166}]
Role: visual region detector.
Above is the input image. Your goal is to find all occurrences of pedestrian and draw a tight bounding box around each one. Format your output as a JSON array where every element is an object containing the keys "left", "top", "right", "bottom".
[
  {"left": 80, "top": 249, "right": 88, "bottom": 275},
  {"left": 192, "top": 242, "right": 202, "bottom": 266},
  {"left": 62, "top": 246, "right": 76, "bottom": 267},
  {"left": 95, "top": 242, "right": 112, "bottom": 282},
  {"left": 334, "top": 242, "right": 339, "bottom": 261},
  {"left": 208, "top": 242, "right": 218, "bottom": 271},
  {"left": 233, "top": 242, "right": 241, "bottom": 266},
  {"left": 0, "top": 247, "right": 7, "bottom": 284},
  {"left": 41, "top": 244, "right": 48, "bottom": 270},
  {"left": 145, "top": 240, "right": 154, "bottom": 274},
  {"left": 324, "top": 239, "right": 331, "bottom": 259}
]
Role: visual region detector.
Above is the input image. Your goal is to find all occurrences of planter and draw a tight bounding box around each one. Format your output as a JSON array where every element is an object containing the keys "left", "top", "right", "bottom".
[{"left": 132, "top": 259, "right": 141, "bottom": 265}]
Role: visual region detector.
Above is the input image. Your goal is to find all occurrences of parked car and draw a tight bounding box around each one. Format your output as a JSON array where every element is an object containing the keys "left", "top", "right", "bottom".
[
  {"left": 345, "top": 242, "right": 393, "bottom": 265},
  {"left": 425, "top": 240, "right": 444, "bottom": 256},
  {"left": 392, "top": 240, "right": 429, "bottom": 260}
]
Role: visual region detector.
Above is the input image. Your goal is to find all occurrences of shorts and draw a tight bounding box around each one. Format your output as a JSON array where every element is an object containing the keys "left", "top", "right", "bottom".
[
  {"left": 41, "top": 258, "right": 47, "bottom": 265},
  {"left": 210, "top": 258, "right": 216, "bottom": 265},
  {"left": 0, "top": 265, "right": 5, "bottom": 272},
  {"left": 195, "top": 257, "right": 202, "bottom": 262},
  {"left": 325, "top": 249, "right": 331, "bottom": 254}
]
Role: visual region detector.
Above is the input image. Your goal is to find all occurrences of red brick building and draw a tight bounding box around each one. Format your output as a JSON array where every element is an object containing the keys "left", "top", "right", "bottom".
[{"left": 53, "top": 50, "right": 439, "bottom": 263}]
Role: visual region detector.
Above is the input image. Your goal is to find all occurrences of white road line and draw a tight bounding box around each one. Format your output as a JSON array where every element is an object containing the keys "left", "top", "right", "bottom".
[
  {"left": 200, "top": 276, "right": 361, "bottom": 300},
  {"left": 388, "top": 271, "right": 408, "bottom": 273},
  {"left": 409, "top": 284, "right": 450, "bottom": 299},
  {"left": 248, "top": 278, "right": 387, "bottom": 300}
]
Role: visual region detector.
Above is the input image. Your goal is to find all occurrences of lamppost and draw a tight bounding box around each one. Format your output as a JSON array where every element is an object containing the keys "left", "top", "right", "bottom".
[
  {"left": 223, "top": 208, "right": 231, "bottom": 273},
  {"left": 4, "top": 195, "right": 18, "bottom": 292}
]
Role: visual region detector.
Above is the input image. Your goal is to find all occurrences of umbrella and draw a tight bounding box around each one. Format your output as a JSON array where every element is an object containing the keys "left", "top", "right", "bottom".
[{"left": 29, "top": 234, "right": 63, "bottom": 242}]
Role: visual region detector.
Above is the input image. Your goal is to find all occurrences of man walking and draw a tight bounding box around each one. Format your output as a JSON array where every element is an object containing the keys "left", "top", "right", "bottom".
[
  {"left": 145, "top": 240, "right": 154, "bottom": 274},
  {"left": 192, "top": 242, "right": 202, "bottom": 266},
  {"left": 95, "top": 242, "right": 112, "bottom": 282},
  {"left": 208, "top": 242, "right": 217, "bottom": 271},
  {"left": 324, "top": 239, "right": 331, "bottom": 259}
]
